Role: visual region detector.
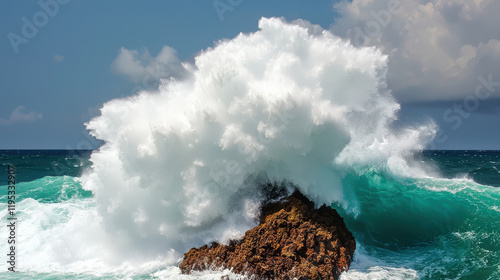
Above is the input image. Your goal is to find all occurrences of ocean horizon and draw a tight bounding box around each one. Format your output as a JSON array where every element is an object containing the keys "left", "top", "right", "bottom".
[
  {"left": 2, "top": 5, "right": 500, "bottom": 278},
  {"left": 1, "top": 149, "right": 499, "bottom": 279}
]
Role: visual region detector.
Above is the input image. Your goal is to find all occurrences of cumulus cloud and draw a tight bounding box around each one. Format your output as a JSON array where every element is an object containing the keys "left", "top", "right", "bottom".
[
  {"left": 111, "top": 45, "right": 186, "bottom": 86},
  {"left": 331, "top": 0, "right": 500, "bottom": 103},
  {"left": 0, "top": 106, "right": 43, "bottom": 126}
]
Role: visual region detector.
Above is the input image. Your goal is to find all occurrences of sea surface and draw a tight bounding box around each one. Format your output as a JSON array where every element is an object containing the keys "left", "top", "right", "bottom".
[{"left": 0, "top": 149, "right": 499, "bottom": 279}]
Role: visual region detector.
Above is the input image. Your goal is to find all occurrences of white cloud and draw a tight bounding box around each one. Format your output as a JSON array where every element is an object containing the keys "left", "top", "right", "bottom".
[
  {"left": 0, "top": 106, "right": 43, "bottom": 126},
  {"left": 53, "top": 54, "right": 65, "bottom": 62},
  {"left": 331, "top": 0, "right": 500, "bottom": 103},
  {"left": 111, "top": 45, "right": 186, "bottom": 85}
]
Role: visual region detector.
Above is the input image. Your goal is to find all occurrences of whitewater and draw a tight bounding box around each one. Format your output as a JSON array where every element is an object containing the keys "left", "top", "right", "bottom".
[{"left": 1, "top": 18, "right": 499, "bottom": 279}]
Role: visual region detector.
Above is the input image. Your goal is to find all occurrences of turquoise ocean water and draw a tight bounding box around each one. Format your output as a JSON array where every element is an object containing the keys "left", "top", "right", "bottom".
[{"left": 0, "top": 150, "right": 499, "bottom": 279}]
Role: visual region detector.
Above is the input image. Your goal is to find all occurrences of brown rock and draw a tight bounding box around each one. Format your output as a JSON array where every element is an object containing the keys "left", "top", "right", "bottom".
[{"left": 179, "top": 190, "right": 356, "bottom": 279}]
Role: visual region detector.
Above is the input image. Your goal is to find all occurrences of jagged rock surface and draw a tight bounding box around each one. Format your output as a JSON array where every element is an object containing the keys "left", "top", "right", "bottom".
[{"left": 179, "top": 191, "right": 356, "bottom": 279}]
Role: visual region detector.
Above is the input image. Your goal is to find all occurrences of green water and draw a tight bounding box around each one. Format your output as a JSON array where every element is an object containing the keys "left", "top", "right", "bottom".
[{"left": 0, "top": 150, "right": 499, "bottom": 279}]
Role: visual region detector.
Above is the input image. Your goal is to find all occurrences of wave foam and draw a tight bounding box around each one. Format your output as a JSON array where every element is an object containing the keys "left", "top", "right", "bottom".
[{"left": 82, "top": 17, "right": 433, "bottom": 263}]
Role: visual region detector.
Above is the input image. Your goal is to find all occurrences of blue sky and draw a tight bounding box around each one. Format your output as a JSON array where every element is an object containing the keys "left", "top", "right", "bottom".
[{"left": 1, "top": 0, "right": 499, "bottom": 149}]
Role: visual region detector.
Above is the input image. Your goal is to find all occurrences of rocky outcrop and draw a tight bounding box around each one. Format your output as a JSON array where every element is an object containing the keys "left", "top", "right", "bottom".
[{"left": 179, "top": 191, "right": 356, "bottom": 279}]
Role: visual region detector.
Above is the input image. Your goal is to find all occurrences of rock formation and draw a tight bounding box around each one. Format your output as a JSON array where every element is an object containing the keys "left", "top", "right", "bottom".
[{"left": 179, "top": 191, "right": 356, "bottom": 279}]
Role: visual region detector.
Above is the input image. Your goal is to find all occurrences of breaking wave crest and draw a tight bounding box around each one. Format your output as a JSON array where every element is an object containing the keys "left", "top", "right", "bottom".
[
  {"left": 5, "top": 17, "right": 498, "bottom": 280},
  {"left": 82, "top": 17, "right": 434, "bottom": 260}
]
